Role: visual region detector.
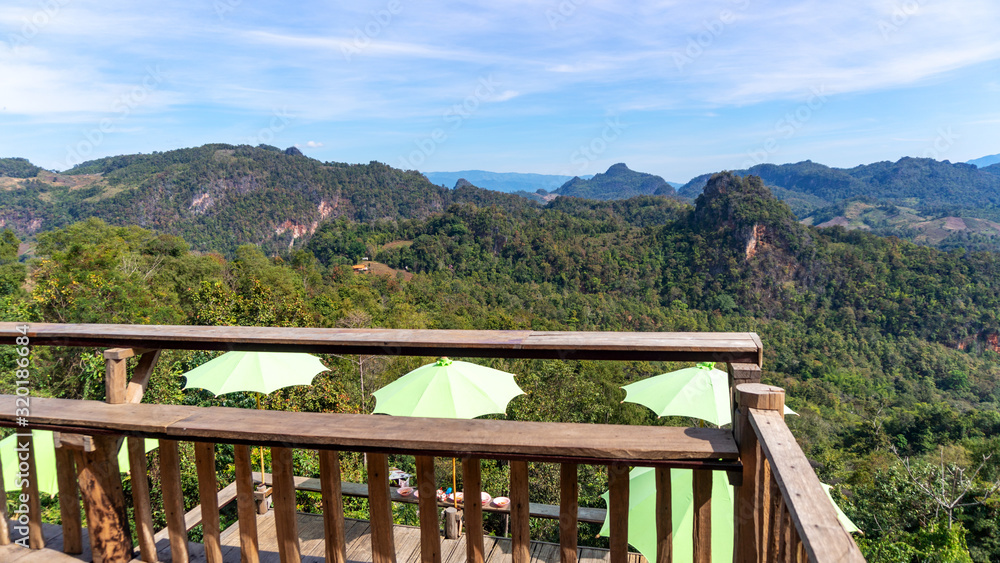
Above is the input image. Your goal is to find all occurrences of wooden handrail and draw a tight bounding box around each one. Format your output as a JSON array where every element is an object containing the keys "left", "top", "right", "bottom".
[
  {"left": 0, "top": 322, "right": 762, "bottom": 364},
  {"left": 0, "top": 396, "right": 740, "bottom": 468}
]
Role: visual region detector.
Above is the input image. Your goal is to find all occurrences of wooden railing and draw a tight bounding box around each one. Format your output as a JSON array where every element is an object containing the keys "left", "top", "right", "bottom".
[{"left": 0, "top": 322, "right": 863, "bottom": 563}]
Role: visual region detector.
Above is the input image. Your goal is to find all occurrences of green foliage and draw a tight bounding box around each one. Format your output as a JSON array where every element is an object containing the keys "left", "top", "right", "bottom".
[{"left": 0, "top": 157, "right": 42, "bottom": 178}]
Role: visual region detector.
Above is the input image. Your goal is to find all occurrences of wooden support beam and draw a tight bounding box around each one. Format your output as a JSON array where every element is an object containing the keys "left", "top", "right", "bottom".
[
  {"left": 233, "top": 444, "right": 260, "bottom": 563},
  {"left": 463, "top": 457, "right": 484, "bottom": 563},
  {"left": 272, "top": 447, "right": 302, "bottom": 563},
  {"left": 733, "top": 383, "right": 783, "bottom": 563},
  {"left": 159, "top": 439, "right": 188, "bottom": 563},
  {"left": 415, "top": 455, "right": 441, "bottom": 563},
  {"left": 76, "top": 434, "right": 132, "bottom": 561},
  {"left": 510, "top": 460, "right": 531, "bottom": 563},
  {"left": 103, "top": 353, "right": 128, "bottom": 405},
  {"left": 559, "top": 463, "right": 578, "bottom": 563},
  {"left": 125, "top": 349, "right": 162, "bottom": 404},
  {"left": 127, "top": 437, "right": 156, "bottom": 562},
  {"left": 655, "top": 467, "right": 672, "bottom": 563},
  {"left": 692, "top": 470, "right": 712, "bottom": 563},
  {"left": 21, "top": 432, "right": 44, "bottom": 549},
  {"left": 366, "top": 452, "right": 395, "bottom": 563},
  {"left": 195, "top": 442, "right": 223, "bottom": 563},
  {"left": 608, "top": 462, "right": 629, "bottom": 563},
  {"left": 54, "top": 442, "right": 82, "bottom": 554},
  {"left": 320, "top": 450, "right": 347, "bottom": 563}
]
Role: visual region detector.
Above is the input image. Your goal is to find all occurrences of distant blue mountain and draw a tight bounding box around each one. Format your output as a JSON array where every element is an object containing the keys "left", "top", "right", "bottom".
[
  {"left": 968, "top": 153, "right": 1000, "bottom": 168},
  {"left": 423, "top": 170, "right": 592, "bottom": 193}
]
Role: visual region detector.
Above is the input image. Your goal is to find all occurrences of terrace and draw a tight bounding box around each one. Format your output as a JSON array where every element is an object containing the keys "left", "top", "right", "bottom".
[{"left": 0, "top": 323, "right": 862, "bottom": 562}]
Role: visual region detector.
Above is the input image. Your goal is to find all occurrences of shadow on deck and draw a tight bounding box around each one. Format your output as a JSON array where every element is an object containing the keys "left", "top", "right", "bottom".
[{"left": 0, "top": 515, "right": 646, "bottom": 563}]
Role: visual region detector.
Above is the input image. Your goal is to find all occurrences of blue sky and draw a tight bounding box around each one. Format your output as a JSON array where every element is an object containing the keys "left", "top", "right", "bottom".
[{"left": 1, "top": 0, "right": 998, "bottom": 182}]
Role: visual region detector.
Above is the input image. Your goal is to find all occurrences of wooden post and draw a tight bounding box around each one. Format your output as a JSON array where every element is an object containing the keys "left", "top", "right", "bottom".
[
  {"left": 692, "top": 470, "right": 712, "bottom": 563},
  {"left": 415, "top": 455, "right": 441, "bottom": 563},
  {"left": 509, "top": 460, "right": 530, "bottom": 563},
  {"left": 320, "top": 450, "right": 347, "bottom": 563},
  {"left": 54, "top": 439, "right": 83, "bottom": 554},
  {"left": 159, "top": 439, "right": 188, "bottom": 563},
  {"left": 654, "top": 467, "right": 672, "bottom": 563},
  {"left": 127, "top": 437, "right": 156, "bottom": 562},
  {"left": 20, "top": 432, "right": 44, "bottom": 549},
  {"left": 444, "top": 507, "right": 463, "bottom": 539},
  {"left": 366, "top": 452, "right": 396, "bottom": 563},
  {"left": 76, "top": 434, "right": 132, "bottom": 561},
  {"left": 732, "top": 383, "right": 784, "bottom": 563},
  {"left": 559, "top": 463, "right": 578, "bottom": 563},
  {"left": 463, "top": 457, "right": 485, "bottom": 563},
  {"left": 234, "top": 444, "right": 260, "bottom": 563},
  {"left": 103, "top": 349, "right": 130, "bottom": 404},
  {"left": 608, "top": 462, "right": 630, "bottom": 563},
  {"left": 272, "top": 447, "right": 302, "bottom": 563},
  {"left": 195, "top": 442, "right": 224, "bottom": 563}
]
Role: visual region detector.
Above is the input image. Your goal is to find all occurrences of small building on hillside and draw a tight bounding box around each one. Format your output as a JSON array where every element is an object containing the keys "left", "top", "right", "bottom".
[{"left": 352, "top": 264, "right": 369, "bottom": 273}]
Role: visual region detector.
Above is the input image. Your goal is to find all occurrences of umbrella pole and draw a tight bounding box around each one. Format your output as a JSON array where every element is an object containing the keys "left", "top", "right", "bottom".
[{"left": 256, "top": 393, "right": 266, "bottom": 482}]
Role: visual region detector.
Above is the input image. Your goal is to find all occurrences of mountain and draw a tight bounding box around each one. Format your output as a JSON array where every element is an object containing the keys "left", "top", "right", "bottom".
[
  {"left": 968, "top": 153, "right": 1000, "bottom": 168},
  {"left": 0, "top": 157, "right": 43, "bottom": 178},
  {"left": 553, "top": 163, "right": 674, "bottom": 200},
  {"left": 422, "top": 170, "right": 591, "bottom": 193}
]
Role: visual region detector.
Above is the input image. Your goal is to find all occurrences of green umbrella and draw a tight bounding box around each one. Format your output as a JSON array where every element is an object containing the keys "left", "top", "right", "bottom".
[
  {"left": 821, "top": 483, "right": 862, "bottom": 534},
  {"left": 622, "top": 363, "right": 795, "bottom": 426},
  {"left": 372, "top": 357, "right": 524, "bottom": 505},
  {"left": 1, "top": 430, "right": 157, "bottom": 495},
  {"left": 183, "top": 351, "right": 329, "bottom": 478},
  {"left": 598, "top": 466, "right": 734, "bottom": 563},
  {"left": 372, "top": 357, "right": 523, "bottom": 419}
]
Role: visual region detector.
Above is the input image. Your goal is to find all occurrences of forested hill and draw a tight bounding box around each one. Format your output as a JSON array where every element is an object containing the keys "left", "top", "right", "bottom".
[
  {"left": 554, "top": 163, "right": 673, "bottom": 200},
  {"left": 0, "top": 144, "right": 539, "bottom": 256}
]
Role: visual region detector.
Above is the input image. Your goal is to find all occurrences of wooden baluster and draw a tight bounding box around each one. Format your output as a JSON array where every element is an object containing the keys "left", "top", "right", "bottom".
[
  {"left": 195, "top": 442, "right": 224, "bottom": 563},
  {"left": 560, "top": 463, "right": 579, "bottom": 563},
  {"left": 19, "top": 431, "right": 44, "bottom": 549},
  {"left": 127, "top": 437, "right": 156, "bottom": 562},
  {"left": 54, "top": 438, "right": 82, "bottom": 554},
  {"left": 415, "top": 455, "right": 441, "bottom": 563},
  {"left": 608, "top": 462, "right": 629, "bottom": 563},
  {"left": 160, "top": 439, "right": 189, "bottom": 563},
  {"left": 464, "top": 457, "right": 485, "bottom": 563},
  {"left": 774, "top": 494, "right": 787, "bottom": 562},
  {"left": 366, "top": 452, "right": 396, "bottom": 563},
  {"left": 654, "top": 467, "right": 672, "bottom": 563},
  {"left": 510, "top": 460, "right": 531, "bottom": 563},
  {"left": 320, "top": 450, "right": 347, "bottom": 563},
  {"left": 272, "top": 447, "right": 302, "bottom": 563},
  {"left": 0, "top": 450, "right": 9, "bottom": 545},
  {"left": 794, "top": 532, "right": 805, "bottom": 562},
  {"left": 691, "top": 469, "right": 712, "bottom": 563},
  {"left": 767, "top": 472, "right": 782, "bottom": 561},
  {"left": 234, "top": 444, "right": 260, "bottom": 563}
]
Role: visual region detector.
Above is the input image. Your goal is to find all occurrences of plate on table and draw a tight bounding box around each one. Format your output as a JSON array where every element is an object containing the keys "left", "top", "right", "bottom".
[
  {"left": 491, "top": 496, "right": 510, "bottom": 508},
  {"left": 480, "top": 492, "right": 492, "bottom": 505},
  {"left": 446, "top": 492, "right": 464, "bottom": 503},
  {"left": 397, "top": 486, "right": 413, "bottom": 496}
]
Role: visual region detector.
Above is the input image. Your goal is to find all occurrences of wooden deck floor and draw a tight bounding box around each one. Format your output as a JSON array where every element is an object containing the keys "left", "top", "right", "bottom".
[{"left": 0, "top": 516, "right": 645, "bottom": 563}]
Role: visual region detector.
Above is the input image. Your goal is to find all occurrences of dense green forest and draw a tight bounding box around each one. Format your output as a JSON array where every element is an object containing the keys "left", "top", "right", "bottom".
[
  {"left": 552, "top": 163, "right": 673, "bottom": 200},
  {"left": 2, "top": 170, "right": 1000, "bottom": 560}
]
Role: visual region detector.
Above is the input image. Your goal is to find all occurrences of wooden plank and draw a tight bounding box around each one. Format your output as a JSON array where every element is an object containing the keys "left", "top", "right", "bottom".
[
  {"left": 126, "top": 437, "right": 156, "bottom": 562},
  {"left": 608, "top": 463, "right": 629, "bottom": 563},
  {"left": 271, "top": 447, "right": 301, "bottom": 562},
  {"left": 194, "top": 442, "right": 223, "bottom": 563},
  {"left": 320, "top": 450, "right": 347, "bottom": 563},
  {"left": 767, "top": 473, "right": 781, "bottom": 561},
  {"left": 367, "top": 452, "right": 396, "bottom": 563},
  {"left": 159, "top": 439, "right": 189, "bottom": 563},
  {"left": 463, "top": 457, "right": 484, "bottom": 563},
  {"left": 103, "top": 355, "right": 127, "bottom": 405},
  {"left": 749, "top": 408, "right": 864, "bottom": 562},
  {"left": 125, "top": 350, "right": 162, "bottom": 404},
  {"left": 691, "top": 470, "right": 711, "bottom": 563},
  {"left": 559, "top": 463, "right": 578, "bottom": 563},
  {"left": 415, "top": 455, "right": 441, "bottom": 563},
  {"left": 20, "top": 433, "right": 44, "bottom": 549},
  {"left": 53, "top": 442, "right": 82, "bottom": 554},
  {"left": 0, "top": 397, "right": 740, "bottom": 465},
  {"left": 510, "top": 461, "right": 530, "bottom": 563},
  {"left": 0, "top": 323, "right": 761, "bottom": 364},
  {"left": 654, "top": 467, "right": 671, "bottom": 563},
  {"left": 233, "top": 444, "right": 260, "bottom": 563}
]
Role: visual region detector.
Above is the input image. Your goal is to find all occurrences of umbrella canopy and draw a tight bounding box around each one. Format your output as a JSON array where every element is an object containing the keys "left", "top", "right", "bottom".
[
  {"left": 372, "top": 357, "right": 524, "bottom": 419},
  {"left": 622, "top": 363, "right": 731, "bottom": 426},
  {"left": 182, "top": 351, "right": 328, "bottom": 396},
  {"left": 599, "top": 467, "right": 734, "bottom": 563},
  {"left": 821, "top": 483, "right": 862, "bottom": 534},
  {"left": 622, "top": 363, "right": 797, "bottom": 426},
  {"left": 1, "top": 430, "right": 157, "bottom": 495}
]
